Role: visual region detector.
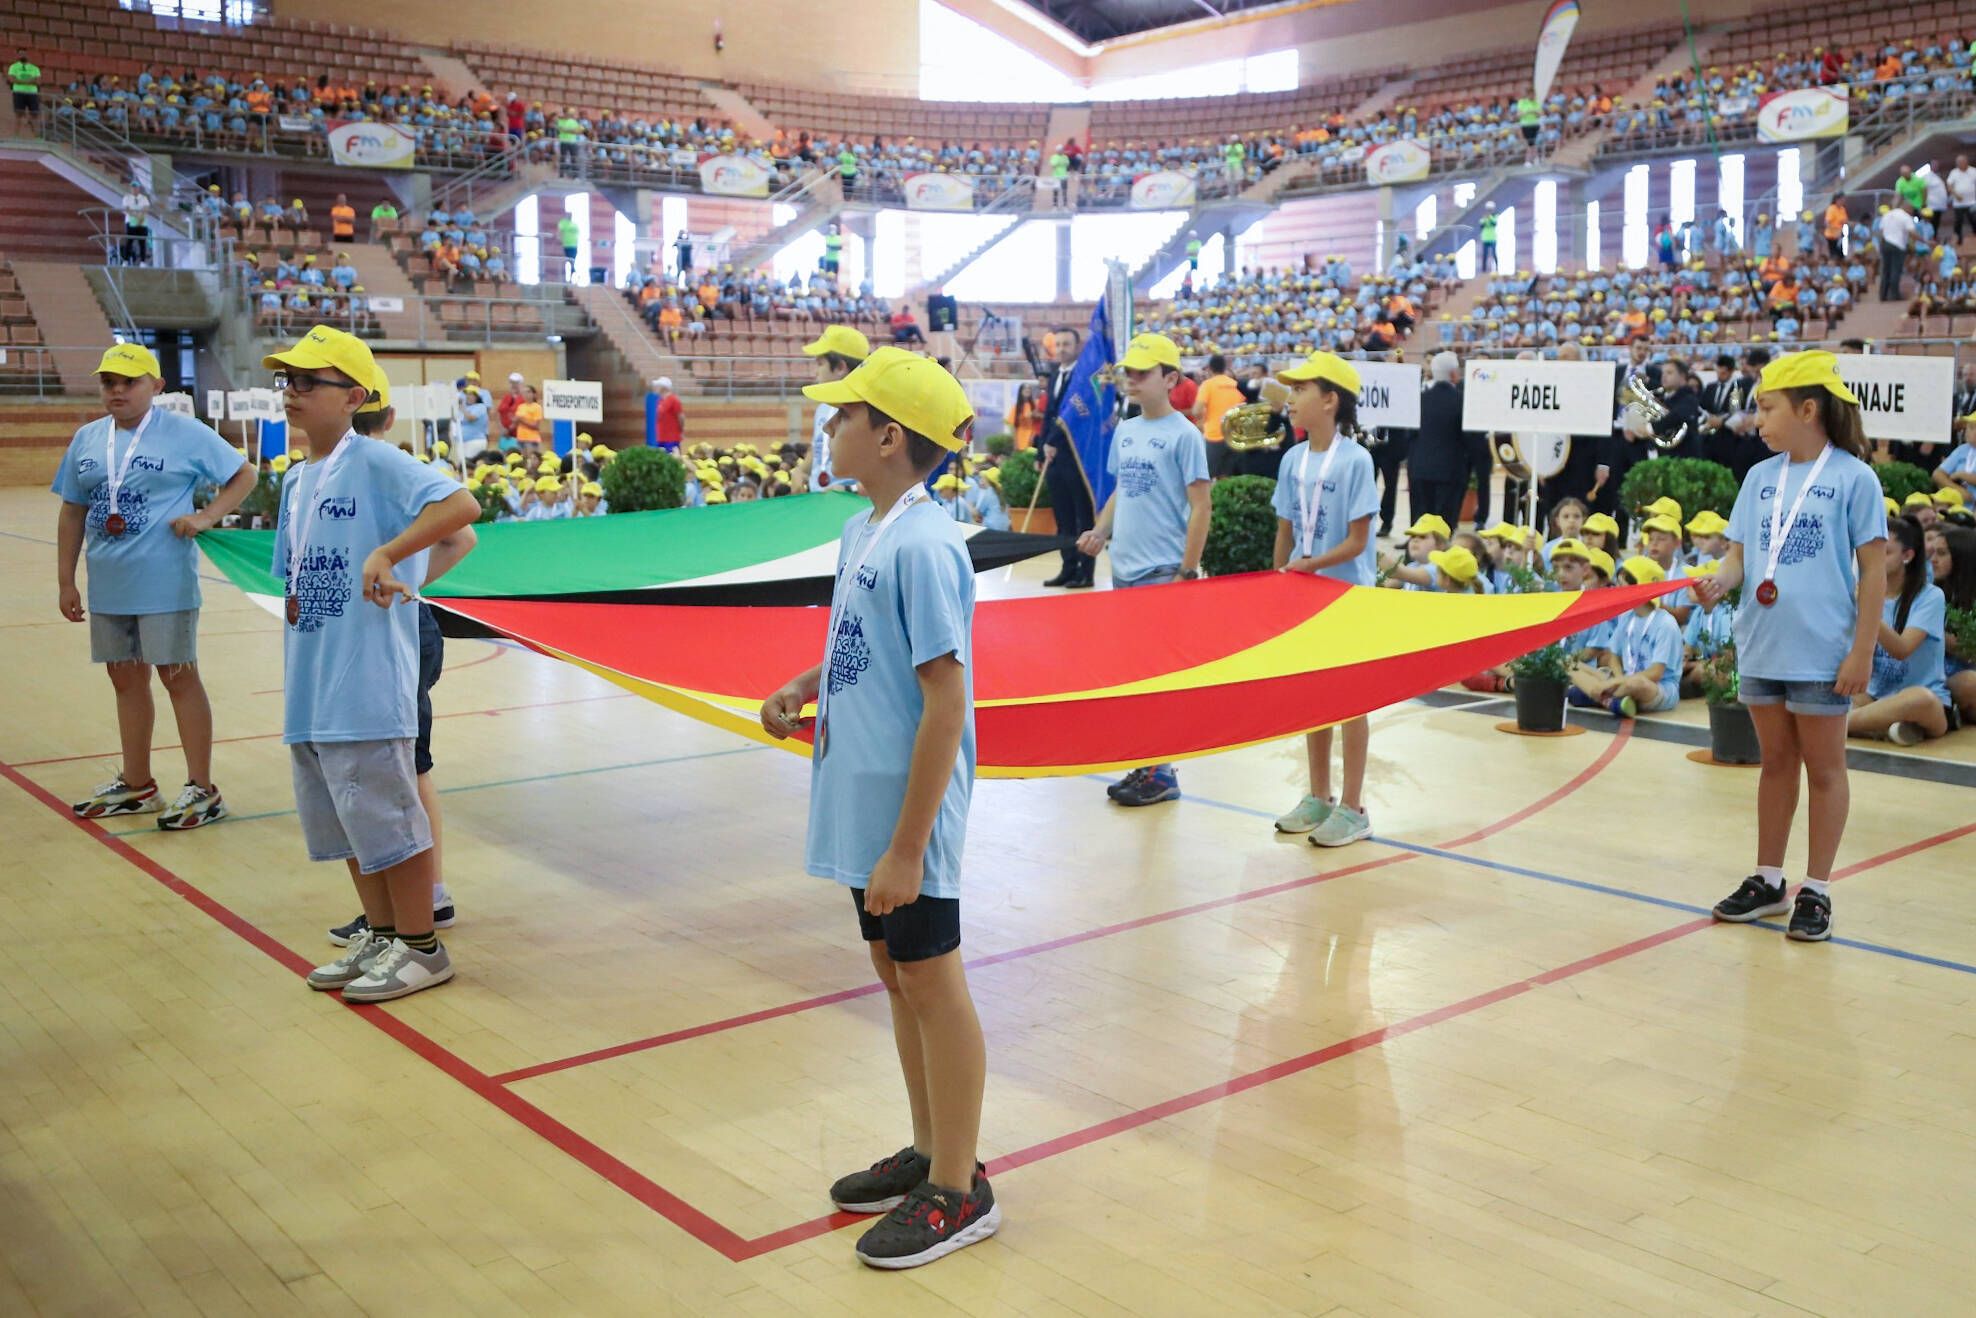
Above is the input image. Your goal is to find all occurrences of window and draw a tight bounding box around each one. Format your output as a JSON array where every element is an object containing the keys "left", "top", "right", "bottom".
[
  {"left": 1585, "top": 200, "right": 1601, "bottom": 270},
  {"left": 563, "top": 195, "right": 590, "bottom": 286},
  {"left": 120, "top": 0, "right": 262, "bottom": 24},
  {"left": 1669, "top": 158, "right": 1696, "bottom": 229},
  {"left": 613, "top": 210, "right": 635, "bottom": 287},
  {"left": 1718, "top": 153, "right": 1744, "bottom": 246},
  {"left": 515, "top": 196, "right": 540, "bottom": 286},
  {"left": 660, "top": 196, "right": 688, "bottom": 278},
  {"left": 1230, "top": 215, "right": 1266, "bottom": 272},
  {"left": 1072, "top": 212, "right": 1186, "bottom": 301},
  {"left": 1532, "top": 180, "right": 1558, "bottom": 275},
  {"left": 1777, "top": 147, "right": 1803, "bottom": 226},
  {"left": 1623, "top": 164, "right": 1649, "bottom": 269},
  {"left": 873, "top": 210, "right": 907, "bottom": 298},
  {"left": 1497, "top": 206, "right": 1517, "bottom": 274},
  {"left": 1415, "top": 194, "right": 1438, "bottom": 240},
  {"left": 950, "top": 220, "right": 1059, "bottom": 302}
]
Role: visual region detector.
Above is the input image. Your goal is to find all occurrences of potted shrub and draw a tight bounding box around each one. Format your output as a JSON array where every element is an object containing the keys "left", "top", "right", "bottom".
[
  {"left": 1203, "top": 474, "right": 1279, "bottom": 576},
  {"left": 599, "top": 445, "right": 688, "bottom": 513},
  {"left": 1698, "top": 641, "right": 1761, "bottom": 764},
  {"left": 1509, "top": 642, "right": 1571, "bottom": 732},
  {"left": 469, "top": 478, "right": 509, "bottom": 524},
  {"left": 1872, "top": 459, "right": 1935, "bottom": 509},
  {"left": 982, "top": 431, "right": 1015, "bottom": 457},
  {"left": 998, "top": 448, "right": 1052, "bottom": 533},
  {"left": 1618, "top": 456, "right": 1738, "bottom": 526}
]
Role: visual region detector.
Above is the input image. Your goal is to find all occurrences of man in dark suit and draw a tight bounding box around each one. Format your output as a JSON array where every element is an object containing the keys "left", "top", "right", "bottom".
[
  {"left": 1699, "top": 353, "right": 1744, "bottom": 469},
  {"left": 1409, "top": 351, "right": 1475, "bottom": 529},
  {"left": 1037, "top": 327, "right": 1096, "bottom": 588}
]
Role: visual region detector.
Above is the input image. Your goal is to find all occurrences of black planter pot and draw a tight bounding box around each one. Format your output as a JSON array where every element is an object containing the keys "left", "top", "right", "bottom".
[
  {"left": 1707, "top": 700, "right": 1762, "bottom": 764},
  {"left": 1514, "top": 676, "right": 1568, "bottom": 733}
]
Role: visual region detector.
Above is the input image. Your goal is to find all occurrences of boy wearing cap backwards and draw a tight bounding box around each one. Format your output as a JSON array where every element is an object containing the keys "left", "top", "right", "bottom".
[
  {"left": 268, "top": 326, "right": 481, "bottom": 1001},
  {"left": 1692, "top": 350, "right": 1885, "bottom": 943},
  {"left": 759, "top": 347, "right": 998, "bottom": 1270},
  {"left": 55, "top": 342, "right": 257, "bottom": 826},
  {"left": 1268, "top": 351, "right": 1380, "bottom": 847},
  {"left": 802, "top": 323, "right": 870, "bottom": 492},
  {"left": 1076, "top": 332, "right": 1211, "bottom": 808}
]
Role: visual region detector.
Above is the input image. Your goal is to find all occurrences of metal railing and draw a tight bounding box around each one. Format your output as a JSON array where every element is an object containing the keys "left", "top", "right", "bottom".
[
  {"left": 39, "top": 113, "right": 521, "bottom": 174},
  {"left": 235, "top": 288, "right": 574, "bottom": 347},
  {"left": 1598, "top": 77, "right": 1976, "bottom": 164}
]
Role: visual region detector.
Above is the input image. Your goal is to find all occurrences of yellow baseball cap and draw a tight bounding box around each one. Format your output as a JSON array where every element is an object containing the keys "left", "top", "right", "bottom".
[
  {"left": 1903, "top": 490, "right": 1936, "bottom": 509},
  {"left": 802, "top": 346, "right": 974, "bottom": 451},
  {"left": 590, "top": 444, "right": 615, "bottom": 461},
  {"left": 539, "top": 453, "right": 561, "bottom": 471},
  {"left": 579, "top": 481, "right": 603, "bottom": 497},
  {"left": 533, "top": 475, "right": 560, "bottom": 492},
  {"left": 1640, "top": 513, "right": 1683, "bottom": 537},
  {"left": 1587, "top": 547, "right": 1616, "bottom": 578},
  {"left": 933, "top": 473, "right": 966, "bottom": 493},
  {"left": 1117, "top": 332, "right": 1182, "bottom": 372},
  {"left": 1582, "top": 512, "right": 1620, "bottom": 538},
  {"left": 96, "top": 342, "right": 162, "bottom": 379},
  {"left": 1641, "top": 496, "right": 1682, "bottom": 523},
  {"left": 1429, "top": 545, "right": 1480, "bottom": 583},
  {"left": 1478, "top": 522, "right": 1527, "bottom": 545},
  {"left": 1885, "top": 495, "right": 1901, "bottom": 517},
  {"left": 505, "top": 451, "right": 525, "bottom": 465},
  {"left": 704, "top": 488, "right": 728, "bottom": 504},
  {"left": 1935, "top": 485, "right": 1968, "bottom": 507},
  {"left": 1619, "top": 554, "right": 1666, "bottom": 584},
  {"left": 1402, "top": 514, "right": 1452, "bottom": 540},
  {"left": 263, "top": 324, "right": 379, "bottom": 396},
  {"left": 1276, "top": 350, "right": 1361, "bottom": 394},
  {"left": 801, "top": 324, "right": 871, "bottom": 361},
  {"left": 1688, "top": 557, "right": 1723, "bottom": 576},
  {"left": 357, "top": 360, "right": 391, "bottom": 416},
  {"left": 1755, "top": 349, "right": 1858, "bottom": 404},
  {"left": 1685, "top": 509, "right": 1730, "bottom": 535},
  {"left": 465, "top": 370, "right": 481, "bottom": 381},
  {"left": 1548, "top": 536, "right": 1592, "bottom": 562}
]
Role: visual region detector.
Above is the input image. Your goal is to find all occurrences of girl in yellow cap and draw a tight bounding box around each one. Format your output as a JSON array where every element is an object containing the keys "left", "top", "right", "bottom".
[{"left": 1692, "top": 349, "right": 1886, "bottom": 942}]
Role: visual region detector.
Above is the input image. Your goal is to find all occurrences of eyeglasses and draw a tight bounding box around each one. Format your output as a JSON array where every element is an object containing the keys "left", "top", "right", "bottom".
[{"left": 274, "top": 371, "right": 355, "bottom": 395}]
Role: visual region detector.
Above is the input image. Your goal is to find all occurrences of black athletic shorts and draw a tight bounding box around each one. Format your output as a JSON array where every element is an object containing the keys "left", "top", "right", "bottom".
[
  {"left": 13, "top": 91, "right": 39, "bottom": 114},
  {"left": 1520, "top": 123, "right": 1539, "bottom": 144},
  {"left": 415, "top": 602, "right": 443, "bottom": 775},
  {"left": 852, "top": 886, "right": 961, "bottom": 963}
]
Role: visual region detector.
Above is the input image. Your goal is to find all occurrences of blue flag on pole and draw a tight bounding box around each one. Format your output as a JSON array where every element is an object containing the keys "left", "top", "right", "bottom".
[
  {"left": 257, "top": 418, "right": 287, "bottom": 460},
  {"left": 1057, "top": 298, "right": 1121, "bottom": 508}
]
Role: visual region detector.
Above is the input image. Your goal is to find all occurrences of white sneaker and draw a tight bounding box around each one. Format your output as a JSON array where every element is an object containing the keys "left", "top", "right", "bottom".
[
  {"left": 306, "top": 928, "right": 389, "bottom": 992},
  {"left": 1309, "top": 803, "right": 1372, "bottom": 848},
  {"left": 1274, "top": 795, "right": 1333, "bottom": 834},
  {"left": 1886, "top": 721, "right": 1925, "bottom": 747},
  {"left": 341, "top": 939, "right": 454, "bottom": 1003}
]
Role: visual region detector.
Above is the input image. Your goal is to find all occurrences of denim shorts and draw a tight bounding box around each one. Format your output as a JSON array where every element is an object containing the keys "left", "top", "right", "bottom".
[
  {"left": 91, "top": 608, "right": 197, "bottom": 666},
  {"left": 1739, "top": 674, "right": 1852, "bottom": 716},
  {"left": 1112, "top": 564, "right": 1181, "bottom": 590},
  {"left": 290, "top": 739, "right": 432, "bottom": 874}
]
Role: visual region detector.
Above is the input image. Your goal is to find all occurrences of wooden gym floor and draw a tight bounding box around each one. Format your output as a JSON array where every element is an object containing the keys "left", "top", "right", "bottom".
[{"left": 1, "top": 486, "right": 1971, "bottom": 1316}]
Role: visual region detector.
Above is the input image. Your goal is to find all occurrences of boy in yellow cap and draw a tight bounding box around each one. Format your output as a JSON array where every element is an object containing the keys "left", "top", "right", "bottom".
[
  {"left": 54, "top": 341, "right": 257, "bottom": 827},
  {"left": 758, "top": 346, "right": 998, "bottom": 1269},
  {"left": 802, "top": 323, "right": 870, "bottom": 492},
  {"left": 1637, "top": 512, "right": 1693, "bottom": 624},
  {"left": 1691, "top": 349, "right": 1886, "bottom": 943},
  {"left": 267, "top": 325, "right": 481, "bottom": 1001},
  {"left": 1075, "top": 331, "right": 1210, "bottom": 807},
  {"left": 1685, "top": 508, "right": 1730, "bottom": 564}
]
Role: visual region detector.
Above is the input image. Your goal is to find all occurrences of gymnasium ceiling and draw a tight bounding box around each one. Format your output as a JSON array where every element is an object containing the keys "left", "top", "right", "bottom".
[{"left": 1013, "top": 0, "right": 1301, "bottom": 42}]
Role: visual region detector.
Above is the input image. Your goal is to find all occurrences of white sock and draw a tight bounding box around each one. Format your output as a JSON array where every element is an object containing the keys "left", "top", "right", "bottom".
[
  {"left": 1755, "top": 866, "right": 1785, "bottom": 890},
  {"left": 433, "top": 883, "right": 452, "bottom": 906},
  {"left": 1801, "top": 877, "right": 1830, "bottom": 897}
]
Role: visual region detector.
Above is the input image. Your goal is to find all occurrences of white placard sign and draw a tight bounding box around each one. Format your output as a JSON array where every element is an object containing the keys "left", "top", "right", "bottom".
[
  {"left": 1831, "top": 353, "right": 1953, "bottom": 444},
  {"left": 366, "top": 295, "right": 404, "bottom": 314},
  {"left": 226, "top": 390, "right": 255, "bottom": 420},
  {"left": 541, "top": 378, "right": 603, "bottom": 423},
  {"left": 1462, "top": 359, "right": 1618, "bottom": 437},
  {"left": 252, "top": 387, "right": 283, "bottom": 420},
  {"left": 1354, "top": 361, "right": 1421, "bottom": 428},
  {"left": 207, "top": 389, "right": 225, "bottom": 418},
  {"left": 154, "top": 392, "right": 195, "bottom": 416},
  {"left": 425, "top": 382, "right": 456, "bottom": 422}
]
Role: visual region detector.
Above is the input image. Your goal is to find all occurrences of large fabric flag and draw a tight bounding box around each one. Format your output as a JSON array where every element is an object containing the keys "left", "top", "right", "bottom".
[
  {"left": 433, "top": 573, "right": 1689, "bottom": 778},
  {"left": 197, "top": 492, "right": 1060, "bottom": 614},
  {"left": 1533, "top": 0, "right": 1580, "bottom": 104},
  {"left": 1054, "top": 298, "right": 1122, "bottom": 508}
]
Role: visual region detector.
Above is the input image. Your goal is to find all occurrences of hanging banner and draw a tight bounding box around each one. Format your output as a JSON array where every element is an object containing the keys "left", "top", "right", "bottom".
[
  {"left": 541, "top": 378, "right": 604, "bottom": 423},
  {"left": 1129, "top": 170, "right": 1197, "bottom": 210},
  {"left": 1533, "top": 0, "right": 1580, "bottom": 104},
  {"left": 1832, "top": 353, "right": 1953, "bottom": 443},
  {"left": 697, "top": 154, "right": 773, "bottom": 198},
  {"left": 365, "top": 295, "right": 404, "bottom": 314},
  {"left": 1354, "top": 361, "right": 1422, "bottom": 428},
  {"left": 1462, "top": 359, "right": 1618, "bottom": 437},
  {"left": 277, "top": 114, "right": 316, "bottom": 134},
  {"left": 326, "top": 120, "right": 418, "bottom": 170},
  {"left": 1758, "top": 86, "right": 1849, "bottom": 143},
  {"left": 903, "top": 172, "right": 978, "bottom": 212},
  {"left": 1364, "top": 141, "right": 1432, "bottom": 187}
]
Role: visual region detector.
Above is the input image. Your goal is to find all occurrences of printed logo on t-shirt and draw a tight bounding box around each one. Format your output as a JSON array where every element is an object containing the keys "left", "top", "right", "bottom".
[
  {"left": 1754, "top": 510, "right": 1825, "bottom": 567},
  {"left": 86, "top": 482, "right": 149, "bottom": 536},
  {"left": 1118, "top": 455, "right": 1159, "bottom": 498},
  {"left": 77, "top": 457, "right": 99, "bottom": 473},
  {"left": 827, "top": 613, "right": 871, "bottom": 695},
  {"left": 291, "top": 544, "right": 353, "bottom": 632},
  {"left": 131, "top": 455, "right": 164, "bottom": 473},
  {"left": 855, "top": 564, "right": 879, "bottom": 591},
  {"left": 318, "top": 496, "right": 357, "bottom": 520}
]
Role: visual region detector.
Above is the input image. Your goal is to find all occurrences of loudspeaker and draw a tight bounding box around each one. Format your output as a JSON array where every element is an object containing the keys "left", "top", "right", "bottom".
[{"left": 927, "top": 294, "right": 958, "bottom": 332}]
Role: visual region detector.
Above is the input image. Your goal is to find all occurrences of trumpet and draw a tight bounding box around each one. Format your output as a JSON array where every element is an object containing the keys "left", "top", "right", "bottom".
[
  {"left": 1223, "top": 378, "right": 1291, "bottom": 452},
  {"left": 1622, "top": 375, "right": 1688, "bottom": 452}
]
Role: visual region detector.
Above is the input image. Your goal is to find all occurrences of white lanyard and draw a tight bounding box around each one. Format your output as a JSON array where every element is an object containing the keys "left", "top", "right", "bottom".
[
  {"left": 1763, "top": 443, "right": 1833, "bottom": 587},
  {"left": 1621, "top": 613, "right": 1647, "bottom": 674},
  {"left": 283, "top": 431, "right": 357, "bottom": 592},
  {"left": 1294, "top": 434, "right": 1345, "bottom": 560},
  {"left": 103, "top": 406, "right": 157, "bottom": 519},
  {"left": 817, "top": 485, "right": 927, "bottom": 740}
]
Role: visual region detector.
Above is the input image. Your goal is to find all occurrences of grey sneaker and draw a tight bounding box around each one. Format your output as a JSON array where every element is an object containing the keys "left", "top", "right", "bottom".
[
  {"left": 1274, "top": 794, "right": 1332, "bottom": 834},
  {"left": 306, "top": 928, "right": 389, "bottom": 992},
  {"left": 340, "top": 939, "right": 454, "bottom": 1003},
  {"left": 855, "top": 1176, "right": 1001, "bottom": 1270},
  {"left": 1309, "top": 803, "right": 1371, "bottom": 848},
  {"left": 830, "top": 1145, "right": 931, "bottom": 1213}
]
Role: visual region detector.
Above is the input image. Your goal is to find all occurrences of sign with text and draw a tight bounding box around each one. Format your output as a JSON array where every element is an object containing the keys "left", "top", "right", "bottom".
[
  {"left": 225, "top": 390, "right": 255, "bottom": 421},
  {"left": 1462, "top": 359, "right": 1617, "bottom": 436},
  {"left": 277, "top": 114, "right": 317, "bottom": 134},
  {"left": 207, "top": 389, "right": 225, "bottom": 419},
  {"left": 698, "top": 154, "right": 772, "bottom": 198},
  {"left": 1758, "top": 86, "right": 1848, "bottom": 143},
  {"left": 541, "top": 378, "right": 603, "bottom": 423},
  {"left": 326, "top": 120, "right": 417, "bottom": 170},
  {"left": 154, "top": 392, "right": 195, "bottom": 417},
  {"left": 1354, "top": 361, "right": 1422, "bottom": 428},
  {"left": 365, "top": 295, "right": 404, "bottom": 314},
  {"left": 1130, "top": 170, "right": 1197, "bottom": 210},
  {"left": 1364, "top": 140, "right": 1431, "bottom": 186},
  {"left": 904, "top": 172, "right": 978, "bottom": 211},
  {"left": 1832, "top": 352, "right": 1953, "bottom": 443}
]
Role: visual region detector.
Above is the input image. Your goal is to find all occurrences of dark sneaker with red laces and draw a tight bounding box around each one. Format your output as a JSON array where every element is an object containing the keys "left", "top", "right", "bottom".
[
  {"left": 829, "top": 1146, "right": 930, "bottom": 1214},
  {"left": 855, "top": 1174, "right": 1000, "bottom": 1270}
]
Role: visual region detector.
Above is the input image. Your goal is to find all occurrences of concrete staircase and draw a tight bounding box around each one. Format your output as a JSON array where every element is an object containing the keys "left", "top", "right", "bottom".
[
  {"left": 340, "top": 243, "right": 425, "bottom": 340},
  {"left": 416, "top": 49, "right": 483, "bottom": 101},
  {"left": 12, "top": 261, "right": 116, "bottom": 392},
  {"left": 913, "top": 215, "right": 1026, "bottom": 295},
  {"left": 1825, "top": 294, "right": 1907, "bottom": 348},
  {"left": 699, "top": 84, "right": 777, "bottom": 144},
  {"left": 728, "top": 173, "right": 844, "bottom": 273},
  {"left": 433, "top": 158, "right": 561, "bottom": 222},
  {"left": 1427, "top": 276, "right": 1493, "bottom": 348},
  {"left": 0, "top": 398, "right": 99, "bottom": 487},
  {"left": 573, "top": 282, "right": 682, "bottom": 385},
  {"left": 0, "top": 156, "right": 108, "bottom": 264}
]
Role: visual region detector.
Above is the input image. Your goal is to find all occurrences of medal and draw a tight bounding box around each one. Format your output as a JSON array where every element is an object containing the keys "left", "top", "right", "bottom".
[
  {"left": 101, "top": 407, "right": 156, "bottom": 541},
  {"left": 1754, "top": 579, "right": 1778, "bottom": 607},
  {"left": 285, "top": 594, "right": 301, "bottom": 625},
  {"left": 1756, "top": 443, "right": 1832, "bottom": 616},
  {"left": 103, "top": 512, "right": 127, "bottom": 537}
]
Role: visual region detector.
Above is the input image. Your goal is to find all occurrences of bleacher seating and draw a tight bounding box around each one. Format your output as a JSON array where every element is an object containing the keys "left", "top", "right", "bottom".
[{"left": 0, "top": 257, "right": 57, "bottom": 395}]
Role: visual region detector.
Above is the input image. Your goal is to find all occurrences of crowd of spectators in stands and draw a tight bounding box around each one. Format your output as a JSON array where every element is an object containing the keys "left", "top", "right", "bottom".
[
  {"left": 1141, "top": 253, "right": 1460, "bottom": 360},
  {"left": 621, "top": 261, "right": 892, "bottom": 346}
]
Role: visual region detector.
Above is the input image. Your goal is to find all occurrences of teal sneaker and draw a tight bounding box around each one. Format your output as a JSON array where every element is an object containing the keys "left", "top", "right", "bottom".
[
  {"left": 1309, "top": 803, "right": 1371, "bottom": 848},
  {"left": 1274, "top": 794, "right": 1332, "bottom": 834}
]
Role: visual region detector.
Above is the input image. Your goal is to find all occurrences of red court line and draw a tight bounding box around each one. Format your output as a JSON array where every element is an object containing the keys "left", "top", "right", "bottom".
[
  {"left": 492, "top": 723, "right": 1637, "bottom": 1085},
  {"left": 249, "top": 638, "right": 509, "bottom": 695},
  {"left": 10, "top": 691, "right": 636, "bottom": 768}
]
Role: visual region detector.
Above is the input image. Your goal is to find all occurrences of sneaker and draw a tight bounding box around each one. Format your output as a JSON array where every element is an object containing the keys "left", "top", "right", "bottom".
[
  {"left": 1786, "top": 889, "right": 1832, "bottom": 942},
  {"left": 340, "top": 938, "right": 454, "bottom": 1003},
  {"left": 157, "top": 781, "right": 227, "bottom": 831},
  {"left": 1114, "top": 766, "right": 1179, "bottom": 807},
  {"left": 855, "top": 1176, "right": 1001, "bottom": 1270},
  {"left": 1606, "top": 695, "right": 1639, "bottom": 719},
  {"left": 71, "top": 773, "right": 160, "bottom": 819},
  {"left": 329, "top": 894, "right": 457, "bottom": 947},
  {"left": 1886, "top": 721, "right": 1925, "bottom": 746},
  {"left": 1274, "top": 794, "right": 1333, "bottom": 834},
  {"left": 1711, "top": 874, "right": 1791, "bottom": 923},
  {"left": 1106, "top": 766, "right": 1150, "bottom": 802},
  {"left": 829, "top": 1146, "right": 930, "bottom": 1214},
  {"left": 1309, "top": 802, "right": 1371, "bottom": 848},
  {"left": 306, "top": 928, "right": 390, "bottom": 991}
]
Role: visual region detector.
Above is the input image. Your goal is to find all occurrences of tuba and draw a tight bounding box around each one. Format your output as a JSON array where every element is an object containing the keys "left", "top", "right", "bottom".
[
  {"left": 1623, "top": 374, "right": 1688, "bottom": 452},
  {"left": 1222, "top": 377, "right": 1292, "bottom": 451}
]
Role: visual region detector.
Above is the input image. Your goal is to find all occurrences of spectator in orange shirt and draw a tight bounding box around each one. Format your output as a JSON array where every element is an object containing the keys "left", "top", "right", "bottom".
[
  {"left": 1759, "top": 251, "right": 1790, "bottom": 286},
  {"left": 1190, "top": 354, "right": 1245, "bottom": 477},
  {"left": 696, "top": 278, "right": 718, "bottom": 310},
  {"left": 657, "top": 301, "right": 684, "bottom": 343},
  {"left": 1823, "top": 196, "right": 1849, "bottom": 259},
  {"left": 330, "top": 193, "right": 356, "bottom": 243},
  {"left": 1621, "top": 308, "right": 1649, "bottom": 342}
]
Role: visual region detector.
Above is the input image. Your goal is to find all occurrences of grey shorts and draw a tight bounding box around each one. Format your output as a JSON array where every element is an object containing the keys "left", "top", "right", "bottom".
[
  {"left": 289, "top": 739, "right": 432, "bottom": 874},
  {"left": 1112, "top": 564, "right": 1182, "bottom": 590},
  {"left": 91, "top": 608, "right": 198, "bottom": 666}
]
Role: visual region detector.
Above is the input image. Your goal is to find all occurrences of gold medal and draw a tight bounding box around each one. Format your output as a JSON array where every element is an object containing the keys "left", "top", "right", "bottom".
[{"left": 285, "top": 594, "right": 301, "bottom": 625}]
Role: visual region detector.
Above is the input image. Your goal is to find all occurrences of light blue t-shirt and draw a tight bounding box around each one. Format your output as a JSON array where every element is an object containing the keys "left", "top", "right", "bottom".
[
  {"left": 51, "top": 408, "right": 247, "bottom": 616},
  {"left": 1936, "top": 442, "right": 1976, "bottom": 480},
  {"left": 1870, "top": 584, "right": 1949, "bottom": 703},
  {"left": 1269, "top": 436, "right": 1379, "bottom": 585},
  {"left": 270, "top": 435, "right": 461, "bottom": 744},
  {"left": 459, "top": 390, "right": 491, "bottom": 443},
  {"left": 1683, "top": 600, "right": 1737, "bottom": 654},
  {"left": 1563, "top": 613, "right": 1616, "bottom": 658},
  {"left": 1610, "top": 607, "right": 1684, "bottom": 709},
  {"left": 1727, "top": 448, "right": 1886, "bottom": 681},
  {"left": 1106, "top": 410, "right": 1208, "bottom": 583},
  {"left": 807, "top": 501, "right": 975, "bottom": 900}
]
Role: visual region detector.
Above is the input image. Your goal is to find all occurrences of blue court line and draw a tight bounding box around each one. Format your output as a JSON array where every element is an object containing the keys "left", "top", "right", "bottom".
[{"left": 99, "top": 743, "right": 768, "bottom": 836}]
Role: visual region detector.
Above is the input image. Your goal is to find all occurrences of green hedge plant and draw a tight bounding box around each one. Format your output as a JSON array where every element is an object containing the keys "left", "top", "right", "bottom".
[
  {"left": 1203, "top": 475, "right": 1278, "bottom": 576},
  {"left": 600, "top": 445, "right": 688, "bottom": 513}
]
